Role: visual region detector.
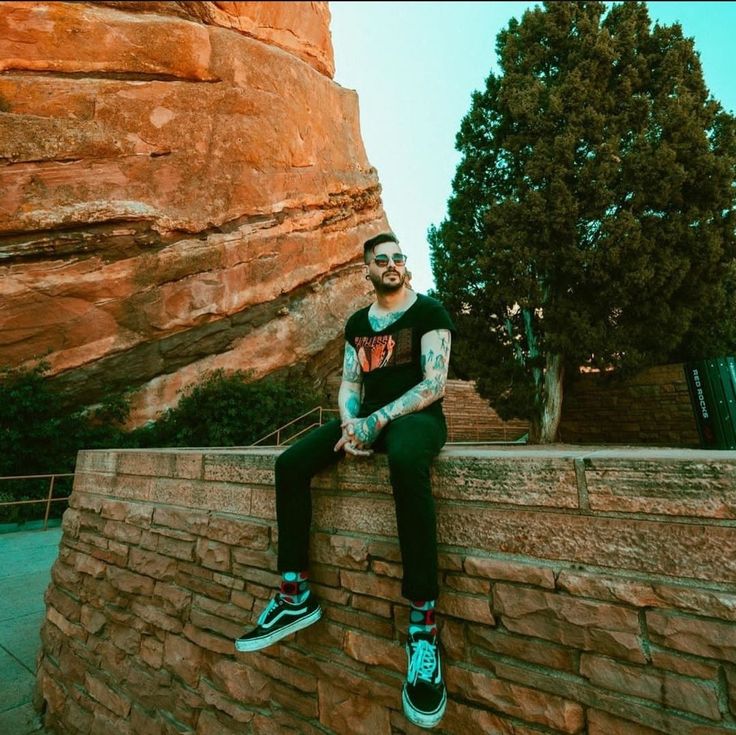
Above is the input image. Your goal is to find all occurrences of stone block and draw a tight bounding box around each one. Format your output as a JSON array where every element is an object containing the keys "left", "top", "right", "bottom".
[
  {"left": 90, "top": 708, "right": 133, "bottom": 735},
  {"left": 647, "top": 610, "right": 736, "bottom": 662},
  {"left": 438, "top": 591, "right": 495, "bottom": 625},
  {"left": 439, "top": 699, "right": 532, "bottom": 735},
  {"left": 557, "top": 570, "right": 736, "bottom": 621},
  {"left": 445, "top": 665, "right": 584, "bottom": 732},
  {"left": 202, "top": 452, "right": 276, "bottom": 483},
  {"left": 163, "top": 633, "right": 203, "bottom": 687},
  {"left": 46, "top": 606, "right": 85, "bottom": 640},
  {"left": 468, "top": 626, "right": 577, "bottom": 673},
  {"left": 230, "top": 546, "right": 277, "bottom": 571},
  {"left": 176, "top": 571, "right": 230, "bottom": 603},
  {"left": 311, "top": 532, "right": 370, "bottom": 569},
  {"left": 153, "top": 581, "right": 192, "bottom": 614},
  {"left": 130, "top": 600, "right": 183, "bottom": 634},
  {"left": 311, "top": 581, "right": 350, "bottom": 605},
  {"left": 153, "top": 507, "right": 210, "bottom": 535},
  {"left": 108, "top": 623, "right": 141, "bottom": 655},
  {"left": 464, "top": 555, "right": 556, "bottom": 589},
  {"left": 587, "top": 709, "right": 661, "bottom": 735},
  {"left": 246, "top": 653, "right": 318, "bottom": 694},
  {"left": 352, "top": 593, "right": 393, "bottom": 619},
  {"left": 344, "top": 630, "right": 404, "bottom": 672},
  {"left": 317, "top": 680, "right": 391, "bottom": 735},
  {"left": 195, "top": 710, "right": 243, "bottom": 735},
  {"left": 585, "top": 457, "right": 736, "bottom": 518},
  {"left": 444, "top": 573, "right": 491, "bottom": 595},
  {"left": 85, "top": 673, "right": 132, "bottom": 718},
  {"left": 368, "top": 539, "right": 402, "bottom": 562},
  {"left": 494, "top": 584, "right": 645, "bottom": 662},
  {"left": 372, "top": 559, "right": 403, "bottom": 579},
  {"left": 340, "top": 570, "right": 402, "bottom": 602},
  {"left": 195, "top": 538, "right": 232, "bottom": 572},
  {"left": 106, "top": 566, "right": 155, "bottom": 596},
  {"left": 45, "top": 585, "right": 82, "bottom": 621},
  {"left": 73, "top": 551, "right": 107, "bottom": 579},
  {"left": 433, "top": 452, "right": 579, "bottom": 509},
  {"left": 140, "top": 635, "right": 164, "bottom": 670},
  {"left": 189, "top": 607, "right": 242, "bottom": 639},
  {"left": 129, "top": 547, "right": 178, "bottom": 581},
  {"left": 206, "top": 514, "right": 270, "bottom": 548},
  {"left": 439, "top": 507, "right": 736, "bottom": 585},
  {"left": 155, "top": 533, "right": 196, "bottom": 562},
  {"left": 325, "top": 605, "right": 394, "bottom": 639},
  {"left": 649, "top": 648, "right": 720, "bottom": 679},
  {"left": 183, "top": 623, "right": 233, "bottom": 655}
]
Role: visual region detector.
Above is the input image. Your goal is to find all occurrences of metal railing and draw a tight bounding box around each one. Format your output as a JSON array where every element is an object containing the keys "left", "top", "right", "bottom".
[
  {"left": 250, "top": 406, "right": 339, "bottom": 446},
  {"left": 0, "top": 473, "right": 74, "bottom": 530}
]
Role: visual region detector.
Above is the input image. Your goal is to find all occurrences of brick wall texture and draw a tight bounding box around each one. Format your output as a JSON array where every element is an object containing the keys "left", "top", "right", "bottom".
[
  {"left": 560, "top": 364, "right": 699, "bottom": 447},
  {"left": 331, "top": 365, "right": 698, "bottom": 446},
  {"left": 443, "top": 381, "right": 528, "bottom": 442},
  {"left": 36, "top": 445, "right": 736, "bottom": 734}
]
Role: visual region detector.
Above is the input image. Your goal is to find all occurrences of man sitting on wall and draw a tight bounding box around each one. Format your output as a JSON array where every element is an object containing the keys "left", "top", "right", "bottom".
[{"left": 235, "top": 232, "right": 455, "bottom": 730}]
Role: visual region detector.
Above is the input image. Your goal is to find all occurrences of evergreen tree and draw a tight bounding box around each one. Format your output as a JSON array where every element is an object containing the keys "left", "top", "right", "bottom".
[{"left": 431, "top": 1, "right": 736, "bottom": 442}]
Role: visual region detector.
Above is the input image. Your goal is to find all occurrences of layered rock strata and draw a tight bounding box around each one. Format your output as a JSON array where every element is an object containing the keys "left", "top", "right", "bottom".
[{"left": 0, "top": 2, "right": 384, "bottom": 423}]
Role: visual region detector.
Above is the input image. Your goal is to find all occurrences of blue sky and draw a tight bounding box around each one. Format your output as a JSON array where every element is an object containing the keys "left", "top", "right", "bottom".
[{"left": 330, "top": 1, "right": 736, "bottom": 294}]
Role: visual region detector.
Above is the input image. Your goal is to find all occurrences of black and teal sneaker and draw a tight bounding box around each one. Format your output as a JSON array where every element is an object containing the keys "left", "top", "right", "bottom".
[
  {"left": 402, "top": 632, "right": 447, "bottom": 729},
  {"left": 235, "top": 594, "right": 322, "bottom": 652}
]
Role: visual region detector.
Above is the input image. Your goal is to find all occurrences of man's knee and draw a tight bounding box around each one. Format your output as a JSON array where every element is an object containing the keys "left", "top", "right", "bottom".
[
  {"left": 275, "top": 444, "right": 300, "bottom": 480},
  {"left": 387, "top": 442, "right": 433, "bottom": 480}
]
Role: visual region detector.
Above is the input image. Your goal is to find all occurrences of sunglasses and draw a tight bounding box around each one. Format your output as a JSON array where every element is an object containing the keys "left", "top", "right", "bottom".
[{"left": 373, "top": 253, "right": 408, "bottom": 267}]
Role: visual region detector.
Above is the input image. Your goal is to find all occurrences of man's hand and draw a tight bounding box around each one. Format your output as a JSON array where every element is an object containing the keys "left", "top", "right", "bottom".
[
  {"left": 334, "top": 419, "right": 371, "bottom": 456},
  {"left": 334, "top": 412, "right": 389, "bottom": 456}
]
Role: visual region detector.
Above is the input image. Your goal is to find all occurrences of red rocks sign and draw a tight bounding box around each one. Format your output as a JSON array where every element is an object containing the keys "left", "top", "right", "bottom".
[{"left": 0, "top": 2, "right": 385, "bottom": 423}]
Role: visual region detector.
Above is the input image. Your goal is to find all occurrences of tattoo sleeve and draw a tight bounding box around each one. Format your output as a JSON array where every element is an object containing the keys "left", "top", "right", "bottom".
[
  {"left": 338, "top": 341, "right": 363, "bottom": 422},
  {"left": 371, "top": 329, "right": 452, "bottom": 427}
]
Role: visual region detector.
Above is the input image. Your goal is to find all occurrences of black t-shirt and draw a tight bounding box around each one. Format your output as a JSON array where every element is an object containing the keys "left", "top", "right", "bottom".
[{"left": 344, "top": 293, "right": 456, "bottom": 418}]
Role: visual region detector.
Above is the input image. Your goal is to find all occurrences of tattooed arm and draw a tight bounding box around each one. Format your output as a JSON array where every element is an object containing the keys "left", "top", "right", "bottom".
[
  {"left": 338, "top": 341, "right": 362, "bottom": 422},
  {"left": 350, "top": 329, "right": 452, "bottom": 447},
  {"left": 334, "top": 342, "right": 373, "bottom": 456}
]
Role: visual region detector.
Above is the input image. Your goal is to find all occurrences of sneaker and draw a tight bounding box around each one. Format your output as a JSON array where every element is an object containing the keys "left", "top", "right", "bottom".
[
  {"left": 402, "top": 632, "right": 447, "bottom": 729},
  {"left": 235, "top": 594, "right": 322, "bottom": 652}
]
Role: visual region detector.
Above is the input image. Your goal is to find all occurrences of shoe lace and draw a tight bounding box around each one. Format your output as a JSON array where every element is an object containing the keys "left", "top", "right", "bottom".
[
  {"left": 257, "top": 597, "right": 279, "bottom": 626},
  {"left": 407, "top": 638, "right": 437, "bottom": 685}
]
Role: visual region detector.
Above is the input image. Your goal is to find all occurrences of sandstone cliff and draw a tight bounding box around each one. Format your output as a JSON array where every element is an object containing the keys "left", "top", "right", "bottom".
[{"left": 0, "top": 1, "right": 385, "bottom": 424}]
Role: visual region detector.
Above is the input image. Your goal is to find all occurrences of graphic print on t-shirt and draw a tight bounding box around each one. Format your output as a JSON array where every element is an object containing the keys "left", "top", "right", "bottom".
[{"left": 354, "top": 329, "right": 413, "bottom": 373}]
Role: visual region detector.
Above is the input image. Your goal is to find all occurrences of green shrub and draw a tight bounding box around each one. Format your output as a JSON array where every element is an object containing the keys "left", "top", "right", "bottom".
[
  {"left": 0, "top": 362, "right": 127, "bottom": 523},
  {"left": 0, "top": 364, "right": 322, "bottom": 523},
  {"left": 131, "top": 369, "right": 321, "bottom": 448}
]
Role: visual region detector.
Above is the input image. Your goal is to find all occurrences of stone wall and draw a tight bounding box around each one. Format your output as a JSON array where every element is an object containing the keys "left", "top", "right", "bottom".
[
  {"left": 36, "top": 445, "right": 736, "bottom": 734},
  {"left": 561, "top": 364, "right": 699, "bottom": 447}
]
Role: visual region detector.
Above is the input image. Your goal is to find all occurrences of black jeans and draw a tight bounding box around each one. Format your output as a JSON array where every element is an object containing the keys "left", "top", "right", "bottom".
[{"left": 275, "top": 411, "right": 447, "bottom": 601}]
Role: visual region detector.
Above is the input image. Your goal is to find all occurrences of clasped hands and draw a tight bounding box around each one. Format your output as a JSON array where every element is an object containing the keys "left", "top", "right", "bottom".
[{"left": 333, "top": 414, "right": 385, "bottom": 457}]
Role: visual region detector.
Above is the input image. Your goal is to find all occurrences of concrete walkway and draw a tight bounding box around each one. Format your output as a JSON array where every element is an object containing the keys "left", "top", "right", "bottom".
[{"left": 0, "top": 527, "right": 61, "bottom": 735}]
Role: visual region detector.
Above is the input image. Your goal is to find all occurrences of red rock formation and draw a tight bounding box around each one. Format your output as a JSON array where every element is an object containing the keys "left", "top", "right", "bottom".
[{"left": 0, "top": 1, "right": 385, "bottom": 423}]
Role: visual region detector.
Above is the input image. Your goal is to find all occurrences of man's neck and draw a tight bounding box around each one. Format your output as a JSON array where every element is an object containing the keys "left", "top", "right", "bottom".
[{"left": 373, "top": 287, "right": 415, "bottom": 313}]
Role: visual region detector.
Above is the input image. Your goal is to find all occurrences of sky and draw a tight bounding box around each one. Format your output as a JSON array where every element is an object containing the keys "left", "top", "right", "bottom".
[{"left": 329, "top": 1, "right": 736, "bottom": 294}]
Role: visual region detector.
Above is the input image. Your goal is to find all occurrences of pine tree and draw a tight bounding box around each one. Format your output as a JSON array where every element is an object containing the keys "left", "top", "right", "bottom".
[{"left": 431, "top": 1, "right": 736, "bottom": 443}]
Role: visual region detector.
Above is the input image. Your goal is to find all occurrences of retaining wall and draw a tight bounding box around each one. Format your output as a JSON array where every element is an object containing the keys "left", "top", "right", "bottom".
[{"left": 36, "top": 445, "right": 736, "bottom": 734}]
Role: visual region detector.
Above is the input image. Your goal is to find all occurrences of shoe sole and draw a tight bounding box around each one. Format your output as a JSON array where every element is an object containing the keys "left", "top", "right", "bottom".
[
  {"left": 402, "top": 686, "right": 447, "bottom": 730},
  {"left": 235, "top": 606, "right": 322, "bottom": 652}
]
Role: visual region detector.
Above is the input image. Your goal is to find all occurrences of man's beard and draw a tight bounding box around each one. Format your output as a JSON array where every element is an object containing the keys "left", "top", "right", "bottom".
[{"left": 369, "top": 270, "right": 405, "bottom": 294}]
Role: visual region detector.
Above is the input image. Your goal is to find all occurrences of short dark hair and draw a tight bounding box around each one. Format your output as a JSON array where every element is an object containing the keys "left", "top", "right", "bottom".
[{"left": 363, "top": 232, "right": 399, "bottom": 263}]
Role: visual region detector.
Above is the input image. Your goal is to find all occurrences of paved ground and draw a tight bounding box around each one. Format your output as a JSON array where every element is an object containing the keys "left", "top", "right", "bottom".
[{"left": 0, "top": 527, "right": 61, "bottom": 735}]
